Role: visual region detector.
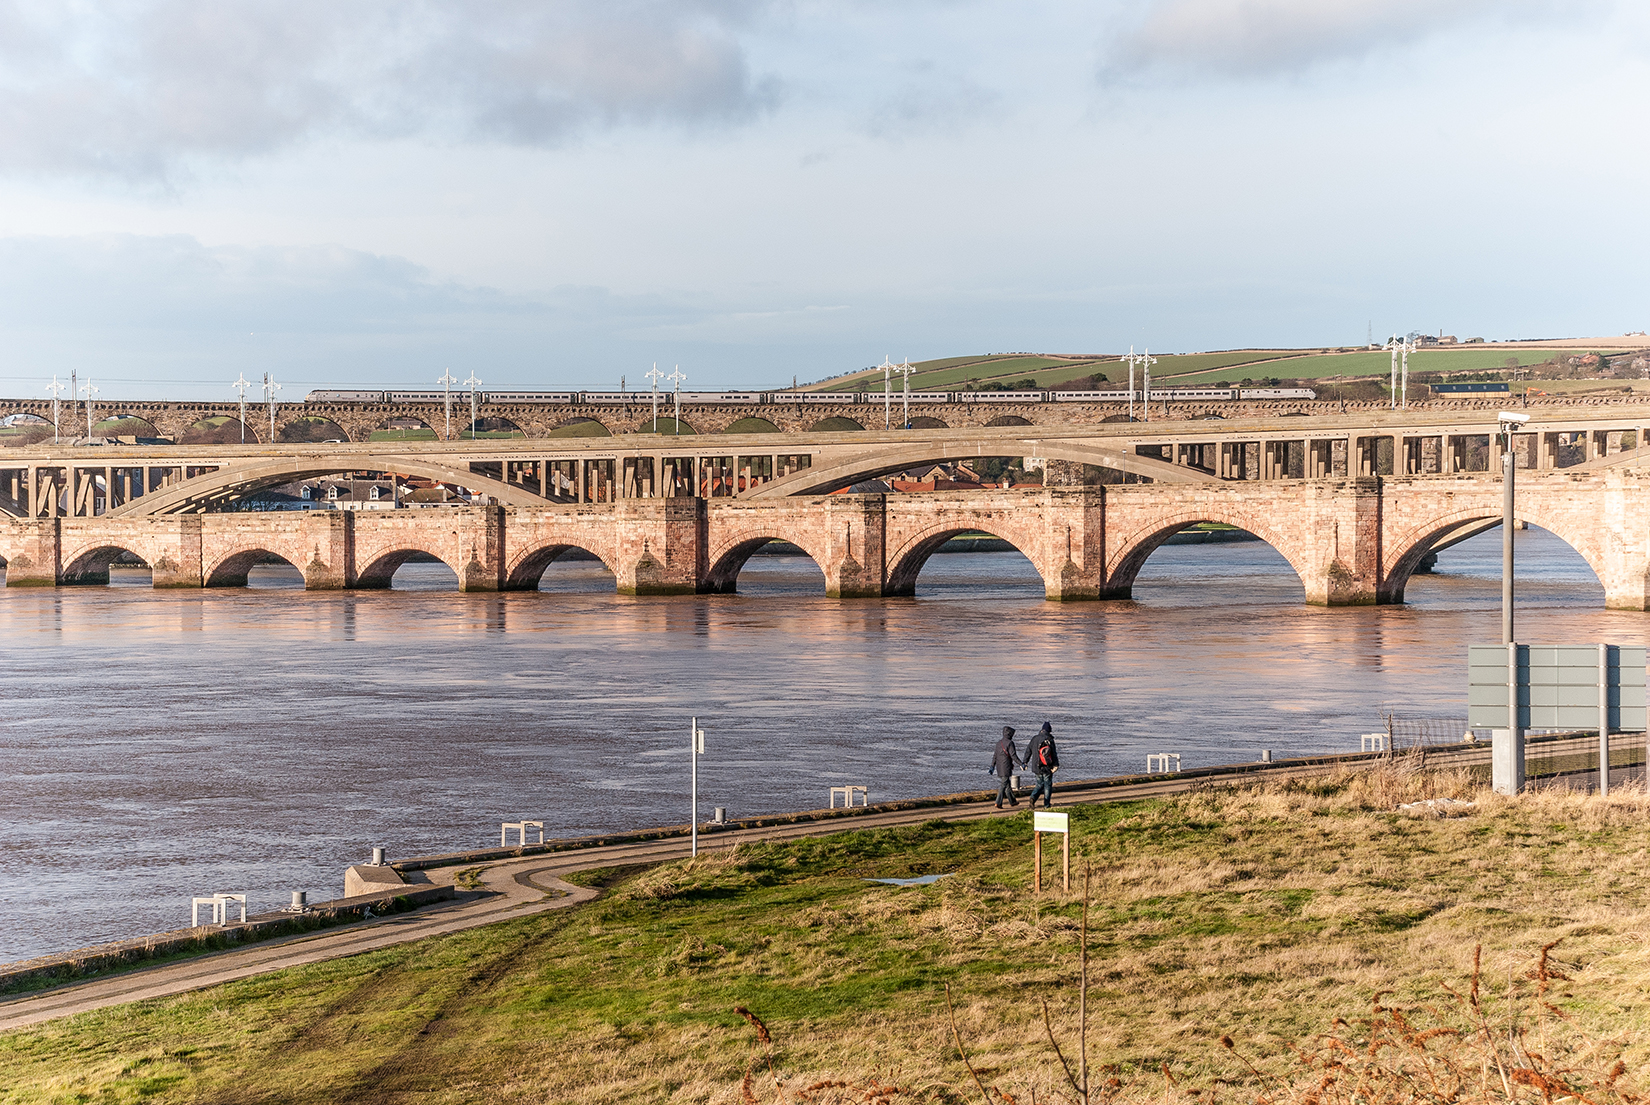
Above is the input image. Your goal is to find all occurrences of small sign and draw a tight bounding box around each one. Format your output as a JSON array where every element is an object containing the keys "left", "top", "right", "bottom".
[{"left": 1033, "top": 811, "right": 1069, "bottom": 834}]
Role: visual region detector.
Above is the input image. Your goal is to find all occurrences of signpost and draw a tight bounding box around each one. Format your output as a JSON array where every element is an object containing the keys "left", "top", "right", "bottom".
[
  {"left": 1032, "top": 810, "right": 1069, "bottom": 893},
  {"left": 690, "top": 718, "right": 707, "bottom": 857},
  {"left": 1468, "top": 644, "right": 1647, "bottom": 794}
]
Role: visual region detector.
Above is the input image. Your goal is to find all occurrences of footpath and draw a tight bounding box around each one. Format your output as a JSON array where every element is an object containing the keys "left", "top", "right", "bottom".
[{"left": 0, "top": 733, "right": 1632, "bottom": 1033}]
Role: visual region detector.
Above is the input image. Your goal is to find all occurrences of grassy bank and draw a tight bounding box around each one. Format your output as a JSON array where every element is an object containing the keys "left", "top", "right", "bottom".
[{"left": 4, "top": 769, "right": 1650, "bottom": 1103}]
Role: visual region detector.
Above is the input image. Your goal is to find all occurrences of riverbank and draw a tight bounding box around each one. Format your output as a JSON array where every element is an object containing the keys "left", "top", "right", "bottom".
[{"left": 2, "top": 764, "right": 1648, "bottom": 1103}]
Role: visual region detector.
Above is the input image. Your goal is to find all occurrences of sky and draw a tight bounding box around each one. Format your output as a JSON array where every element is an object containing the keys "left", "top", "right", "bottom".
[{"left": 0, "top": 0, "right": 1645, "bottom": 399}]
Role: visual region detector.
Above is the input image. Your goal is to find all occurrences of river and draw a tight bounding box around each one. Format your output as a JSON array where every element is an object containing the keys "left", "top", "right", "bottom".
[{"left": 0, "top": 526, "right": 1640, "bottom": 962}]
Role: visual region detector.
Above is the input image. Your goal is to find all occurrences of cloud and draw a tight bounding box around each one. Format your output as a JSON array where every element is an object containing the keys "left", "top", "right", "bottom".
[
  {"left": 0, "top": 0, "right": 779, "bottom": 178},
  {"left": 862, "top": 74, "right": 1001, "bottom": 139},
  {"left": 1098, "top": 0, "right": 1572, "bottom": 81}
]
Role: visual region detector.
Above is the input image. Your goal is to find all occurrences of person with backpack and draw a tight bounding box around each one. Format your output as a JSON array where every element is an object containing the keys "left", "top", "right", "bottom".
[
  {"left": 990, "top": 726, "right": 1025, "bottom": 808},
  {"left": 1027, "top": 721, "right": 1059, "bottom": 807}
]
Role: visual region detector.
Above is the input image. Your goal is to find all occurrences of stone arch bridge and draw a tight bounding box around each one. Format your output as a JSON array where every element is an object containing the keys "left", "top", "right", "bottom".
[{"left": 2, "top": 470, "right": 1648, "bottom": 609}]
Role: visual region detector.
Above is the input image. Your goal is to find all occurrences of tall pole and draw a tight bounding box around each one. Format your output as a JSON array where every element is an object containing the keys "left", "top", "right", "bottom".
[
  {"left": 47, "top": 376, "right": 64, "bottom": 443},
  {"left": 899, "top": 359, "right": 913, "bottom": 428},
  {"left": 880, "top": 355, "right": 893, "bottom": 429},
  {"left": 263, "top": 372, "right": 281, "bottom": 442},
  {"left": 438, "top": 369, "right": 456, "bottom": 440},
  {"left": 690, "top": 717, "right": 704, "bottom": 857},
  {"left": 1389, "top": 338, "right": 1399, "bottom": 410},
  {"left": 646, "top": 363, "right": 663, "bottom": 431},
  {"left": 668, "top": 365, "right": 685, "bottom": 435},
  {"left": 1126, "top": 346, "right": 1135, "bottom": 422},
  {"left": 232, "top": 373, "right": 251, "bottom": 443},
  {"left": 1141, "top": 348, "right": 1156, "bottom": 424},
  {"left": 69, "top": 371, "right": 77, "bottom": 437},
  {"left": 81, "top": 377, "right": 97, "bottom": 437},
  {"left": 1401, "top": 341, "right": 1412, "bottom": 410},
  {"left": 464, "top": 373, "right": 481, "bottom": 439},
  {"left": 1496, "top": 412, "right": 1525, "bottom": 795}
]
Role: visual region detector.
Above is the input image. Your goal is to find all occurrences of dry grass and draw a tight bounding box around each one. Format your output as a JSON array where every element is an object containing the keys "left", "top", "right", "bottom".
[{"left": 5, "top": 768, "right": 1650, "bottom": 1104}]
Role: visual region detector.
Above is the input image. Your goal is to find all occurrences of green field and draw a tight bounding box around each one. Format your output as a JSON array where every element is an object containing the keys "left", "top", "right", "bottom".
[
  {"left": 367, "top": 427, "right": 439, "bottom": 441},
  {"left": 1162, "top": 347, "right": 1574, "bottom": 385},
  {"left": 5, "top": 772, "right": 1649, "bottom": 1103}
]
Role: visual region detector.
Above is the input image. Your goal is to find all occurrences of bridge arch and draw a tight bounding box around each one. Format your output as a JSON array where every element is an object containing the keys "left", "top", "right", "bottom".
[
  {"left": 985, "top": 414, "right": 1033, "bottom": 428},
  {"left": 547, "top": 417, "right": 610, "bottom": 438},
  {"left": 355, "top": 547, "right": 466, "bottom": 589},
  {"left": 280, "top": 416, "right": 352, "bottom": 444},
  {"left": 182, "top": 415, "right": 260, "bottom": 445},
  {"left": 886, "top": 520, "right": 1045, "bottom": 597},
  {"left": 504, "top": 540, "right": 618, "bottom": 591},
  {"left": 60, "top": 543, "right": 151, "bottom": 586},
  {"left": 1105, "top": 509, "right": 1311, "bottom": 600},
  {"left": 809, "top": 416, "right": 863, "bottom": 433},
  {"left": 1381, "top": 503, "right": 1612, "bottom": 605},
  {"left": 203, "top": 546, "right": 309, "bottom": 588},
  {"left": 705, "top": 530, "right": 830, "bottom": 594}
]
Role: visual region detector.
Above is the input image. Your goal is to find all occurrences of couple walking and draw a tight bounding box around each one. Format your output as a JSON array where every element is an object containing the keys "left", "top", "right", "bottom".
[{"left": 990, "top": 722, "right": 1059, "bottom": 809}]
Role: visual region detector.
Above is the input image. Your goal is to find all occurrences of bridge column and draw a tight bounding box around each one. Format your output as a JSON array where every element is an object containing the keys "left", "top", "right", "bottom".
[
  {"left": 4, "top": 518, "right": 60, "bottom": 586},
  {"left": 1302, "top": 478, "right": 1385, "bottom": 605},
  {"left": 613, "top": 497, "right": 703, "bottom": 595},
  {"left": 1045, "top": 488, "right": 1107, "bottom": 601},
  {"left": 455, "top": 505, "right": 506, "bottom": 592},
  {"left": 1307, "top": 440, "right": 1332, "bottom": 478},
  {"left": 149, "top": 516, "right": 204, "bottom": 588},
  {"left": 821, "top": 494, "right": 886, "bottom": 598},
  {"left": 1592, "top": 471, "right": 1650, "bottom": 610},
  {"left": 302, "top": 510, "right": 350, "bottom": 589}
]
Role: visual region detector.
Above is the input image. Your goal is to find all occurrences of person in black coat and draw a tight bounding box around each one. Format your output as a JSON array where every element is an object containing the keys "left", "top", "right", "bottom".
[
  {"left": 990, "top": 726, "right": 1024, "bottom": 808},
  {"left": 1027, "top": 721, "right": 1059, "bottom": 807}
]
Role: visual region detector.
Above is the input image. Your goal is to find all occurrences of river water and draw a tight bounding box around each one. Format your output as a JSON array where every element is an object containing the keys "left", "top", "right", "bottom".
[{"left": 0, "top": 527, "right": 1641, "bottom": 962}]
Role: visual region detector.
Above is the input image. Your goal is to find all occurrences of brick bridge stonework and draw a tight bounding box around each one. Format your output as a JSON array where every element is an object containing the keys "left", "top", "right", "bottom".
[{"left": 1, "top": 470, "right": 1645, "bottom": 607}]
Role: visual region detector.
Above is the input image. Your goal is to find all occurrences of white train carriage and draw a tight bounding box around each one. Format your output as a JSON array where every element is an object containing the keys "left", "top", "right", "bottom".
[
  {"left": 769, "top": 391, "right": 860, "bottom": 404},
  {"left": 578, "top": 392, "right": 638, "bottom": 404},
  {"left": 677, "top": 392, "right": 762, "bottom": 404},
  {"left": 887, "top": 391, "right": 953, "bottom": 403},
  {"left": 1238, "top": 388, "right": 1316, "bottom": 400},
  {"left": 485, "top": 391, "right": 576, "bottom": 403},
  {"left": 958, "top": 391, "right": 1047, "bottom": 402},
  {"left": 1051, "top": 390, "right": 1134, "bottom": 402},
  {"left": 387, "top": 390, "right": 458, "bottom": 402},
  {"left": 1156, "top": 387, "right": 1242, "bottom": 401},
  {"left": 306, "top": 390, "right": 388, "bottom": 402}
]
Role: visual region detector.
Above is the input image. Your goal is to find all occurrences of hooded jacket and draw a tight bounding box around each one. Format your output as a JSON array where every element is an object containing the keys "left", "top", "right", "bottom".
[
  {"left": 992, "top": 726, "right": 1023, "bottom": 777},
  {"left": 1027, "top": 723, "right": 1059, "bottom": 773}
]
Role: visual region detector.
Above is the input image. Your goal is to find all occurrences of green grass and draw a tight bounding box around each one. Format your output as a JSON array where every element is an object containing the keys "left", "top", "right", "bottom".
[
  {"left": 7, "top": 772, "right": 1650, "bottom": 1102},
  {"left": 367, "top": 428, "right": 438, "bottom": 441},
  {"left": 546, "top": 420, "right": 613, "bottom": 438},
  {"left": 1163, "top": 347, "right": 1572, "bottom": 385}
]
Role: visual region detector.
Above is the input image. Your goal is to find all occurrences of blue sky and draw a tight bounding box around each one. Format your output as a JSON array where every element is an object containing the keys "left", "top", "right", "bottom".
[{"left": 0, "top": 0, "right": 1644, "bottom": 398}]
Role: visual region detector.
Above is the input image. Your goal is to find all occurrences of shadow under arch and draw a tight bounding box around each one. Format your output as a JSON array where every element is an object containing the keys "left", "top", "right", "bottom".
[
  {"left": 205, "top": 548, "right": 303, "bottom": 588},
  {"left": 705, "top": 535, "right": 828, "bottom": 594},
  {"left": 1382, "top": 506, "right": 1609, "bottom": 605},
  {"left": 885, "top": 525, "right": 1038, "bottom": 596},
  {"left": 504, "top": 542, "right": 616, "bottom": 591},
  {"left": 355, "top": 548, "right": 464, "bottom": 590},
  {"left": 280, "top": 416, "right": 352, "bottom": 444},
  {"left": 61, "top": 544, "right": 149, "bottom": 586},
  {"left": 985, "top": 414, "right": 1033, "bottom": 428},
  {"left": 181, "top": 415, "right": 260, "bottom": 445},
  {"left": 1106, "top": 514, "right": 1311, "bottom": 600}
]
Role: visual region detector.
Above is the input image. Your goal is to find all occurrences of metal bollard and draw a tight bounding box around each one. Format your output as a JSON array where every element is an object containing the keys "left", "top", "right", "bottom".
[
  {"left": 291, "top": 891, "right": 307, "bottom": 911},
  {"left": 712, "top": 807, "right": 727, "bottom": 824},
  {"left": 1260, "top": 750, "right": 1273, "bottom": 763},
  {"left": 371, "top": 847, "right": 385, "bottom": 866}
]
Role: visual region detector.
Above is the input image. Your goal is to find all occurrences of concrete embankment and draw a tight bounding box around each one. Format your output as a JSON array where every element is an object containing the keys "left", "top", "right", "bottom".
[{"left": 1, "top": 729, "right": 1634, "bottom": 1001}]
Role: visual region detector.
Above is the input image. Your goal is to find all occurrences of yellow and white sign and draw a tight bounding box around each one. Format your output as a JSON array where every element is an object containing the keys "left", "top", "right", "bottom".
[{"left": 1033, "top": 810, "right": 1069, "bottom": 834}]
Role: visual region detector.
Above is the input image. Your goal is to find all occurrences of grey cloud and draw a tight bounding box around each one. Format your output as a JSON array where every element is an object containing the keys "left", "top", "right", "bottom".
[
  {"left": 862, "top": 74, "right": 1000, "bottom": 140},
  {"left": 1099, "top": 0, "right": 1574, "bottom": 80},
  {"left": 0, "top": 0, "right": 779, "bottom": 178}
]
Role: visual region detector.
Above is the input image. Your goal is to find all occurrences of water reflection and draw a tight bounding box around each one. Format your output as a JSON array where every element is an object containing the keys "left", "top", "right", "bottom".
[{"left": 0, "top": 525, "right": 1636, "bottom": 961}]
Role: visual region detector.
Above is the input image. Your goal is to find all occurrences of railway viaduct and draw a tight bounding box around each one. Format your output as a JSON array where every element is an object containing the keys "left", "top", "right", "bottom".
[{"left": 2, "top": 408, "right": 1650, "bottom": 608}]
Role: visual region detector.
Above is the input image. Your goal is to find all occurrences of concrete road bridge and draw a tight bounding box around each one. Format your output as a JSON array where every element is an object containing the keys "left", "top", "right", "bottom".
[{"left": 2, "top": 407, "right": 1650, "bottom": 607}]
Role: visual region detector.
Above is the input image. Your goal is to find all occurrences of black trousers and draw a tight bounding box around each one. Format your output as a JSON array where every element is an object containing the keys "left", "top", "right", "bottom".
[{"left": 995, "top": 775, "right": 1018, "bottom": 805}]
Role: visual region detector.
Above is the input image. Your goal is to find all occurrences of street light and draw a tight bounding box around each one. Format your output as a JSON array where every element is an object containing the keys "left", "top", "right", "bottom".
[
  {"left": 232, "top": 374, "right": 251, "bottom": 443},
  {"left": 689, "top": 718, "right": 707, "bottom": 857},
  {"left": 463, "top": 373, "right": 481, "bottom": 439},
  {"left": 438, "top": 369, "right": 457, "bottom": 440},
  {"left": 898, "top": 359, "right": 914, "bottom": 428},
  {"left": 645, "top": 363, "right": 663, "bottom": 431},
  {"left": 263, "top": 373, "right": 281, "bottom": 443},
  {"left": 667, "top": 365, "right": 686, "bottom": 435},
  {"left": 1496, "top": 410, "right": 1529, "bottom": 795},
  {"left": 80, "top": 377, "right": 98, "bottom": 438},
  {"left": 47, "top": 376, "right": 65, "bottom": 443}
]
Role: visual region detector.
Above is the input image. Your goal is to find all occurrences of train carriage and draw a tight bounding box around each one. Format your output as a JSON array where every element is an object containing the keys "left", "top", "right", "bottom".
[{"left": 305, "top": 389, "right": 388, "bottom": 403}]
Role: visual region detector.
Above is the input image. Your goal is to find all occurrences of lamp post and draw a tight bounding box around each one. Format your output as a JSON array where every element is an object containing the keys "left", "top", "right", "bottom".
[
  {"left": 879, "top": 355, "right": 894, "bottom": 429},
  {"left": 438, "top": 369, "right": 456, "bottom": 440},
  {"left": 1495, "top": 410, "right": 1529, "bottom": 795},
  {"left": 668, "top": 365, "right": 685, "bottom": 435},
  {"left": 232, "top": 374, "right": 251, "bottom": 443},
  {"left": 645, "top": 363, "right": 663, "bottom": 431},
  {"left": 689, "top": 717, "right": 707, "bottom": 857},
  {"left": 262, "top": 373, "right": 281, "bottom": 443},
  {"left": 1141, "top": 348, "right": 1155, "bottom": 422},
  {"left": 1385, "top": 335, "right": 1416, "bottom": 410},
  {"left": 898, "top": 359, "right": 914, "bottom": 428},
  {"left": 47, "top": 376, "right": 64, "bottom": 443},
  {"left": 80, "top": 377, "right": 98, "bottom": 437},
  {"left": 463, "top": 373, "right": 481, "bottom": 439}
]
